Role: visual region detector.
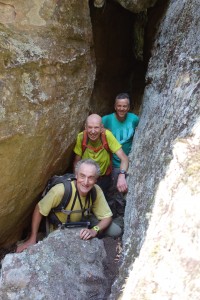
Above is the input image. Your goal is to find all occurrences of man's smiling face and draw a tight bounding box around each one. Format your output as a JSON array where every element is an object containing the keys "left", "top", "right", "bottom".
[
  {"left": 114, "top": 98, "right": 130, "bottom": 121},
  {"left": 76, "top": 163, "right": 97, "bottom": 197},
  {"left": 85, "top": 115, "right": 103, "bottom": 142}
]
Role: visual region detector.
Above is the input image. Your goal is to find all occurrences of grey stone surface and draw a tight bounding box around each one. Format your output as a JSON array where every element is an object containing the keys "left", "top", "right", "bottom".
[
  {"left": 110, "top": 0, "right": 200, "bottom": 298},
  {"left": 0, "top": 229, "right": 108, "bottom": 300}
]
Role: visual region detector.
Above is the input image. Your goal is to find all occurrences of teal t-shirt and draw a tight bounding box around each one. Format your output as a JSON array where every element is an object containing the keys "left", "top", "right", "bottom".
[{"left": 102, "top": 112, "right": 139, "bottom": 167}]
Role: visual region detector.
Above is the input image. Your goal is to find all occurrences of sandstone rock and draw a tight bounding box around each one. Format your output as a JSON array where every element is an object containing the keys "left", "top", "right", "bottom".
[
  {"left": 0, "top": 229, "right": 108, "bottom": 300},
  {"left": 0, "top": 0, "right": 95, "bottom": 246}
]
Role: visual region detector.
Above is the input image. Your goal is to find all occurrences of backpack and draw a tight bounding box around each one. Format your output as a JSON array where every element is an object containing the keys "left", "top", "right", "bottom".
[
  {"left": 42, "top": 173, "right": 97, "bottom": 230},
  {"left": 82, "top": 128, "right": 112, "bottom": 175}
]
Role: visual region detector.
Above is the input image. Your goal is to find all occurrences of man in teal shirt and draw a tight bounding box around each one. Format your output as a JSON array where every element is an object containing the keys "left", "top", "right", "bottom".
[{"left": 102, "top": 93, "right": 139, "bottom": 217}]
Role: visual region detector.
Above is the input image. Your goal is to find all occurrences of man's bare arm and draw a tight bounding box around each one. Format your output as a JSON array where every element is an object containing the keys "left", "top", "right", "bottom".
[
  {"left": 115, "top": 148, "right": 129, "bottom": 193},
  {"left": 16, "top": 204, "right": 43, "bottom": 253}
]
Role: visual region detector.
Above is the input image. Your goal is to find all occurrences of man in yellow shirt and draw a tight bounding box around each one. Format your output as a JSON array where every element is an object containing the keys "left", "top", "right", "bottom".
[
  {"left": 73, "top": 114, "right": 129, "bottom": 211},
  {"left": 16, "top": 159, "right": 121, "bottom": 253}
]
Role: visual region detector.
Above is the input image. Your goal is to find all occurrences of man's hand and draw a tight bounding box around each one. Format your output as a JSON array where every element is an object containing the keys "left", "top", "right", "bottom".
[
  {"left": 117, "top": 174, "right": 128, "bottom": 193},
  {"left": 16, "top": 204, "right": 42, "bottom": 253},
  {"left": 16, "top": 238, "right": 36, "bottom": 253},
  {"left": 79, "top": 228, "right": 98, "bottom": 240}
]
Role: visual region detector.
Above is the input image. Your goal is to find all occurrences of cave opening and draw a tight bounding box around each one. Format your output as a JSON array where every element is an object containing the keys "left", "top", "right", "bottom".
[
  {"left": 89, "top": 0, "right": 169, "bottom": 116},
  {"left": 89, "top": 0, "right": 146, "bottom": 115}
]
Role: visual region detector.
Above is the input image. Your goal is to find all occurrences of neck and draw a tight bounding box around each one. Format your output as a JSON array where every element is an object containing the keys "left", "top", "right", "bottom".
[{"left": 115, "top": 113, "right": 126, "bottom": 122}]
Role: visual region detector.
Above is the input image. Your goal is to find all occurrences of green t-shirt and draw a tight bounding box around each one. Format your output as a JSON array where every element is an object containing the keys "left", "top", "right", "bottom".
[
  {"left": 73, "top": 129, "right": 121, "bottom": 175},
  {"left": 38, "top": 181, "right": 112, "bottom": 224}
]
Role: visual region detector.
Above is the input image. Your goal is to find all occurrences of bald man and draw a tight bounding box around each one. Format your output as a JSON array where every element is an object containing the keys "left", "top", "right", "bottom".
[{"left": 73, "top": 114, "right": 129, "bottom": 213}]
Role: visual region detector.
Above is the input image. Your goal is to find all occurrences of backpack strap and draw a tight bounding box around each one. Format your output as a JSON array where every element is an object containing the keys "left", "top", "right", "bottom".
[
  {"left": 101, "top": 129, "right": 112, "bottom": 175},
  {"left": 52, "top": 180, "right": 73, "bottom": 212},
  {"left": 90, "top": 186, "right": 97, "bottom": 204},
  {"left": 100, "top": 129, "right": 110, "bottom": 152},
  {"left": 48, "top": 180, "right": 73, "bottom": 226},
  {"left": 82, "top": 130, "right": 89, "bottom": 154}
]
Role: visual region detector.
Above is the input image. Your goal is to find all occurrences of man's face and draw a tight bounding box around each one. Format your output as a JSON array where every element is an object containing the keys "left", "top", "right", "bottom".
[
  {"left": 114, "top": 98, "right": 130, "bottom": 121},
  {"left": 85, "top": 117, "right": 102, "bottom": 142},
  {"left": 76, "top": 163, "right": 97, "bottom": 197}
]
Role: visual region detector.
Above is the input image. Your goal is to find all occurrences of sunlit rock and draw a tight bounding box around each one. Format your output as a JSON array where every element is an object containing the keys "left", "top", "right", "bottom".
[{"left": 0, "top": 0, "right": 95, "bottom": 246}]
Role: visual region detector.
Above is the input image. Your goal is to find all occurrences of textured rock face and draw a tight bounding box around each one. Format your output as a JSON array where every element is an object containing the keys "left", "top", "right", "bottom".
[
  {"left": 115, "top": 0, "right": 157, "bottom": 12},
  {"left": 94, "top": 0, "right": 158, "bottom": 13},
  {"left": 0, "top": 1, "right": 95, "bottom": 246},
  {"left": 110, "top": 0, "right": 200, "bottom": 298},
  {"left": 0, "top": 229, "right": 108, "bottom": 299}
]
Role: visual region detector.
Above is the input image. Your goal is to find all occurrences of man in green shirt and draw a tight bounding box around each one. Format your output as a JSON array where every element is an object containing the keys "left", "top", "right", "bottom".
[
  {"left": 73, "top": 114, "right": 129, "bottom": 212},
  {"left": 16, "top": 159, "right": 122, "bottom": 253}
]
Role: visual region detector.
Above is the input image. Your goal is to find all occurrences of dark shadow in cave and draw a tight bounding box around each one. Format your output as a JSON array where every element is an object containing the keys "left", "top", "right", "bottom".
[
  {"left": 89, "top": 0, "right": 170, "bottom": 116},
  {"left": 89, "top": 0, "right": 146, "bottom": 115}
]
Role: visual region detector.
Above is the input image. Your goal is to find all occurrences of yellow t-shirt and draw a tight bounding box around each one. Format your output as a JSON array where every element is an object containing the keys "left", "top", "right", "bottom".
[
  {"left": 73, "top": 129, "right": 121, "bottom": 175},
  {"left": 38, "top": 181, "right": 112, "bottom": 223}
]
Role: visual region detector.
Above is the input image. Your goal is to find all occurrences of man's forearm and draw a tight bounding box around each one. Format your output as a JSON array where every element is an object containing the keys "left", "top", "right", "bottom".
[
  {"left": 119, "top": 158, "right": 129, "bottom": 172},
  {"left": 29, "top": 204, "right": 43, "bottom": 241},
  {"left": 115, "top": 148, "right": 129, "bottom": 171},
  {"left": 16, "top": 204, "right": 43, "bottom": 253},
  {"left": 96, "top": 217, "right": 112, "bottom": 232}
]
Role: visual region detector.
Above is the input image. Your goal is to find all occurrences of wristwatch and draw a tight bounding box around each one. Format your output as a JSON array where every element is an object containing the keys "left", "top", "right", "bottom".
[
  {"left": 119, "top": 169, "right": 127, "bottom": 175},
  {"left": 92, "top": 226, "right": 100, "bottom": 233}
]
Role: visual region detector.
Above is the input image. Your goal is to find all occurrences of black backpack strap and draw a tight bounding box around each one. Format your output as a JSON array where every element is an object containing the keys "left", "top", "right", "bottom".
[
  {"left": 48, "top": 180, "right": 73, "bottom": 226},
  {"left": 90, "top": 186, "right": 97, "bottom": 204},
  {"left": 53, "top": 180, "right": 73, "bottom": 211}
]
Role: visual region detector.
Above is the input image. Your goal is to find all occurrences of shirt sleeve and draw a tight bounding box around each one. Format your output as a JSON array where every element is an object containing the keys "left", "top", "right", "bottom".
[
  {"left": 102, "top": 115, "right": 111, "bottom": 131},
  {"left": 91, "top": 184, "right": 113, "bottom": 220},
  {"left": 38, "top": 183, "right": 64, "bottom": 216},
  {"left": 73, "top": 132, "right": 83, "bottom": 156},
  {"left": 105, "top": 129, "right": 121, "bottom": 154}
]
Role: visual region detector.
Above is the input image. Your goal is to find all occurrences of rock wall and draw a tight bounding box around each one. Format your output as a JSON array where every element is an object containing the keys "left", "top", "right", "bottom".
[
  {"left": 0, "top": 0, "right": 95, "bottom": 246},
  {"left": 94, "top": 0, "right": 157, "bottom": 13},
  {"left": 0, "top": 229, "right": 109, "bottom": 300},
  {"left": 110, "top": 0, "right": 200, "bottom": 298}
]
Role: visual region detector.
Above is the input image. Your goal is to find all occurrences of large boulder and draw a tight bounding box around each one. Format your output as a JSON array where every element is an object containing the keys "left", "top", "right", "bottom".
[
  {"left": 0, "top": 1, "right": 95, "bottom": 246},
  {"left": 0, "top": 229, "right": 109, "bottom": 300}
]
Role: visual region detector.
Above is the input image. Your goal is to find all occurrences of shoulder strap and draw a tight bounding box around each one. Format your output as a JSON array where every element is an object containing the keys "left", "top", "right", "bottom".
[
  {"left": 101, "top": 129, "right": 112, "bottom": 175},
  {"left": 90, "top": 186, "right": 97, "bottom": 204},
  {"left": 100, "top": 129, "right": 110, "bottom": 152},
  {"left": 47, "top": 178, "right": 74, "bottom": 226},
  {"left": 82, "top": 130, "right": 88, "bottom": 154},
  {"left": 52, "top": 180, "right": 73, "bottom": 212}
]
